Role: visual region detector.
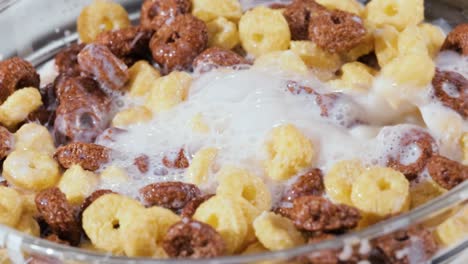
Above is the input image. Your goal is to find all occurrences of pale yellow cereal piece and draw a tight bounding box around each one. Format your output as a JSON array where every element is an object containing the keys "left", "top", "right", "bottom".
[
  {"left": 15, "top": 214, "right": 40, "bottom": 237},
  {"left": 100, "top": 165, "right": 130, "bottom": 184},
  {"left": 351, "top": 166, "right": 410, "bottom": 217},
  {"left": 0, "top": 249, "right": 11, "bottom": 264},
  {"left": 82, "top": 193, "right": 143, "bottom": 254},
  {"left": 254, "top": 50, "right": 308, "bottom": 75},
  {"left": 80, "top": 241, "right": 106, "bottom": 253},
  {"left": 192, "top": 0, "right": 242, "bottom": 22},
  {"left": 190, "top": 113, "right": 210, "bottom": 133},
  {"left": 239, "top": 7, "right": 291, "bottom": 57},
  {"left": 462, "top": 133, "right": 468, "bottom": 165},
  {"left": 3, "top": 150, "right": 60, "bottom": 191},
  {"left": 146, "top": 206, "right": 181, "bottom": 242},
  {"left": 77, "top": 0, "right": 131, "bottom": 43},
  {"left": 330, "top": 62, "right": 375, "bottom": 91},
  {"left": 374, "top": 25, "right": 399, "bottom": 67},
  {"left": 397, "top": 25, "right": 429, "bottom": 56},
  {"left": 253, "top": 212, "right": 304, "bottom": 251},
  {"left": 112, "top": 106, "right": 153, "bottom": 128},
  {"left": 343, "top": 31, "right": 375, "bottom": 62},
  {"left": 324, "top": 160, "right": 364, "bottom": 206},
  {"left": 236, "top": 197, "right": 262, "bottom": 246},
  {"left": 14, "top": 123, "right": 55, "bottom": 156},
  {"left": 0, "top": 186, "right": 23, "bottom": 227},
  {"left": 58, "top": 165, "right": 99, "bottom": 205},
  {"left": 21, "top": 193, "right": 38, "bottom": 216},
  {"left": 0, "top": 88, "right": 42, "bottom": 128},
  {"left": 120, "top": 206, "right": 159, "bottom": 257},
  {"left": 435, "top": 205, "right": 468, "bottom": 246},
  {"left": 217, "top": 166, "right": 272, "bottom": 211},
  {"left": 207, "top": 17, "right": 240, "bottom": 50},
  {"left": 317, "top": 0, "right": 364, "bottom": 15},
  {"left": 410, "top": 179, "right": 447, "bottom": 209},
  {"left": 289, "top": 41, "right": 341, "bottom": 78},
  {"left": 145, "top": 71, "right": 192, "bottom": 113},
  {"left": 419, "top": 23, "right": 445, "bottom": 58},
  {"left": 186, "top": 147, "right": 218, "bottom": 185},
  {"left": 193, "top": 195, "right": 248, "bottom": 254},
  {"left": 381, "top": 53, "right": 435, "bottom": 87},
  {"left": 365, "top": 0, "right": 424, "bottom": 31},
  {"left": 264, "top": 124, "right": 314, "bottom": 181},
  {"left": 242, "top": 241, "right": 269, "bottom": 255},
  {"left": 126, "top": 61, "right": 161, "bottom": 97}
]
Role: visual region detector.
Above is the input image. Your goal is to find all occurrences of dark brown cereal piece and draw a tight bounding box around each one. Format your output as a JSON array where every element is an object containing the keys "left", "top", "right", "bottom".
[
  {"left": 287, "top": 81, "right": 318, "bottom": 95},
  {"left": 427, "top": 155, "right": 468, "bottom": 190},
  {"left": 0, "top": 57, "right": 40, "bottom": 104},
  {"left": 387, "top": 129, "right": 436, "bottom": 180},
  {"left": 78, "top": 44, "right": 129, "bottom": 92},
  {"left": 162, "top": 219, "right": 226, "bottom": 258},
  {"left": 55, "top": 43, "right": 86, "bottom": 76},
  {"left": 0, "top": 180, "right": 8, "bottom": 186},
  {"left": 283, "top": 0, "right": 326, "bottom": 41},
  {"left": 162, "top": 149, "right": 190, "bottom": 169},
  {"left": 45, "top": 234, "right": 71, "bottom": 246},
  {"left": 150, "top": 14, "right": 208, "bottom": 74},
  {"left": 35, "top": 188, "right": 81, "bottom": 246},
  {"left": 95, "top": 26, "right": 153, "bottom": 63},
  {"left": 298, "top": 233, "right": 340, "bottom": 264},
  {"left": 80, "top": 189, "right": 115, "bottom": 215},
  {"left": 370, "top": 226, "right": 438, "bottom": 264},
  {"left": 308, "top": 9, "right": 367, "bottom": 53},
  {"left": 288, "top": 195, "right": 361, "bottom": 232},
  {"left": 180, "top": 194, "right": 215, "bottom": 218},
  {"left": 0, "top": 125, "right": 13, "bottom": 159},
  {"left": 140, "top": 0, "right": 192, "bottom": 31},
  {"left": 283, "top": 168, "right": 324, "bottom": 202},
  {"left": 140, "top": 182, "right": 201, "bottom": 210},
  {"left": 269, "top": 3, "right": 288, "bottom": 9},
  {"left": 193, "top": 47, "right": 250, "bottom": 72},
  {"left": 432, "top": 70, "right": 468, "bottom": 118},
  {"left": 54, "top": 76, "right": 111, "bottom": 144},
  {"left": 441, "top": 24, "right": 468, "bottom": 56},
  {"left": 134, "top": 154, "right": 150, "bottom": 173},
  {"left": 54, "top": 142, "right": 110, "bottom": 171}
]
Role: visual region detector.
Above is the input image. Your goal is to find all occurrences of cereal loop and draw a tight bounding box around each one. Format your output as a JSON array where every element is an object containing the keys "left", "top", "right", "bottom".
[
  {"left": 283, "top": 0, "right": 325, "bottom": 41},
  {"left": 432, "top": 70, "right": 468, "bottom": 118},
  {"left": 308, "top": 9, "right": 367, "bottom": 53},
  {"left": 140, "top": 0, "right": 192, "bottom": 31},
  {"left": 193, "top": 47, "right": 249, "bottom": 73},
  {"left": 427, "top": 155, "right": 468, "bottom": 190},
  {"left": 0, "top": 57, "right": 40, "bottom": 104},
  {"left": 282, "top": 168, "right": 324, "bottom": 202},
  {"left": 55, "top": 43, "right": 86, "bottom": 76},
  {"left": 54, "top": 142, "right": 110, "bottom": 171},
  {"left": 162, "top": 219, "right": 226, "bottom": 258},
  {"left": 441, "top": 24, "right": 468, "bottom": 56},
  {"left": 140, "top": 182, "right": 202, "bottom": 211},
  {"left": 150, "top": 14, "right": 208, "bottom": 73}
]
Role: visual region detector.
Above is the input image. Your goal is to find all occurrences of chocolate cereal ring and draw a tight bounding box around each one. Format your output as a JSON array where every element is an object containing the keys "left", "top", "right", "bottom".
[
  {"left": 0, "top": 57, "right": 40, "bottom": 104},
  {"left": 308, "top": 9, "right": 367, "bottom": 53},
  {"left": 55, "top": 43, "right": 86, "bottom": 76},
  {"left": 140, "top": 0, "right": 192, "bottom": 31},
  {"left": 427, "top": 155, "right": 468, "bottom": 190},
  {"left": 441, "top": 24, "right": 468, "bottom": 56},
  {"left": 192, "top": 47, "right": 249, "bottom": 72},
  {"left": 432, "top": 70, "right": 468, "bottom": 118},
  {"left": 283, "top": 0, "right": 325, "bottom": 41},
  {"left": 149, "top": 14, "right": 208, "bottom": 74}
]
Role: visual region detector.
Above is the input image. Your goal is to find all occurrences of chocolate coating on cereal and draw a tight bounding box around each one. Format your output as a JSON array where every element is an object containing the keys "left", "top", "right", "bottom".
[
  {"left": 283, "top": 168, "right": 324, "bottom": 202},
  {"left": 441, "top": 24, "right": 468, "bottom": 56},
  {"left": 387, "top": 129, "right": 436, "bottom": 180},
  {"left": 35, "top": 188, "right": 81, "bottom": 246},
  {"left": 0, "top": 57, "right": 40, "bottom": 104},
  {"left": 54, "top": 76, "right": 111, "bottom": 144},
  {"left": 139, "top": 181, "right": 201, "bottom": 210},
  {"left": 0, "top": 125, "right": 13, "bottom": 160},
  {"left": 308, "top": 9, "right": 367, "bottom": 53},
  {"left": 140, "top": 0, "right": 192, "bottom": 31},
  {"left": 162, "top": 149, "right": 189, "bottom": 169},
  {"left": 149, "top": 14, "right": 208, "bottom": 74},
  {"left": 283, "top": 0, "right": 325, "bottom": 41},
  {"left": 370, "top": 226, "right": 438, "bottom": 264},
  {"left": 95, "top": 26, "right": 153, "bottom": 64},
  {"left": 432, "top": 70, "right": 468, "bottom": 118},
  {"left": 78, "top": 44, "right": 129, "bottom": 92},
  {"left": 134, "top": 154, "right": 150, "bottom": 173},
  {"left": 288, "top": 195, "right": 361, "bottom": 232},
  {"left": 180, "top": 194, "right": 215, "bottom": 218},
  {"left": 162, "top": 219, "right": 226, "bottom": 258},
  {"left": 55, "top": 43, "right": 86, "bottom": 76},
  {"left": 54, "top": 142, "right": 110, "bottom": 171},
  {"left": 193, "top": 47, "right": 250, "bottom": 72},
  {"left": 427, "top": 155, "right": 468, "bottom": 190}
]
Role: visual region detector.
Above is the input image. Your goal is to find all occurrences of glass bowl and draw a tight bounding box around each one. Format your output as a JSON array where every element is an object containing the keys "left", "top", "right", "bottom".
[{"left": 0, "top": 0, "right": 467, "bottom": 263}]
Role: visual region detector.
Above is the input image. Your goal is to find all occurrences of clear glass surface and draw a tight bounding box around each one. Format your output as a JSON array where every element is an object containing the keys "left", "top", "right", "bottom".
[{"left": 0, "top": 0, "right": 467, "bottom": 263}]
